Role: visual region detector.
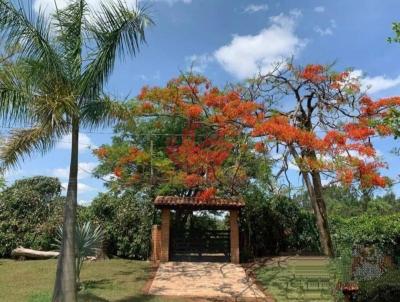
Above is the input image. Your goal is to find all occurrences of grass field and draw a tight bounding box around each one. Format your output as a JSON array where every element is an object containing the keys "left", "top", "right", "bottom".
[
  {"left": 256, "top": 256, "right": 337, "bottom": 302},
  {"left": 0, "top": 259, "right": 182, "bottom": 302}
]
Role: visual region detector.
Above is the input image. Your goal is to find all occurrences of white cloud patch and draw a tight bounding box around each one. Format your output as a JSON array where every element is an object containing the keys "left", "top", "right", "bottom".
[
  {"left": 4, "top": 168, "right": 24, "bottom": 179},
  {"left": 62, "top": 182, "right": 96, "bottom": 193},
  {"left": 314, "top": 6, "right": 325, "bottom": 13},
  {"left": 56, "top": 133, "right": 97, "bottom": 153},
  {"left": 52, "top": 162, "right": 97, "bottom": 180},
  {"left": 185, "top": 54, "right": 214, "bottom": 73},
  {"left": 244, "top": 3, "right": 268, "bottom": 14},
  {"left": 314, "top": 19, "right": 336, "bottom": 36},
  {"left": 351, "top": 70, "right": 400, "bottom": 94},
  {"left": 214, "top": 10, "right": 306, "bottom": 79}
]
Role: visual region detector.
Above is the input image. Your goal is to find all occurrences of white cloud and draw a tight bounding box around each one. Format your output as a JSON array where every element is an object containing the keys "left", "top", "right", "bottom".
[
  {"left": 61, "top": 182, "right": 95, "bottom": 193},
  {"left": 56, "top": 133, "right": 97, "bottom": 153},
  {"left": 314, "top": 19, "right": 336, "bottom": 36},
  {"left": 4, "top": 168, "right": 24, "bottom": 179},
  {"left": 244, "top": 4, "right": 268, "bottom": 14},
  {"left": 314, "top": 27, "right": 333, "bottom": 36},
  {"left": 52, "top": 162, "right": 97, "bottom": 180},
  {"left": 102, "top": 173, "right": 115, "bottom": 181},
  {"left": 34, "top": 0, "right": 190, "bottom": 14},
  {"left": 351, "top": 70, "right": 400, "bottom": 94},
  {"left": 185, "top": 54, "right": 214, "bottom": 73},
  {"left": 314, "top": 6, "right": 325, "bottom": 13},
  {"left": 214, "top": 11, "right": 306, "bottom": 79},
  {"left": 138, "top": 70, "right": 161, "bottom": 81}
]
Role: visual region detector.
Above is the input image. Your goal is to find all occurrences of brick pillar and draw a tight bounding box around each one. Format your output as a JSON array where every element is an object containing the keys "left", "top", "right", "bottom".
[
  {"left": 150, "top": 225, "right": 161, "bottom": 261},
  {"left": 160, "top": 208, "right": 170, "bottom": 262},
  {"left": 230, "top": 209, "right": 240, "bottom": 264}
]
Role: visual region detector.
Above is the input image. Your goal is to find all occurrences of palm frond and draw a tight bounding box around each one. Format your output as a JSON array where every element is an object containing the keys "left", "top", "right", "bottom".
[
  {"left": 0, "top": 0, "right": 62, "bottom": 74},
  {"left": 53, "top": 0, "right": 87, "bottom": 79},
  {"left": 80, "top": 96, "right": 130, "bottom": 129},
  {"left": 81, "top": 0, "right": 153, "bottom": 99},
  {"left": 0, "top": 59, "right": 76, "bottom": 126},
  {"left": 0, "top": 62, "right": 34, "bottom": 124},
  {"left": 0, "top": 123, "right": 68, "bottom": 168}
]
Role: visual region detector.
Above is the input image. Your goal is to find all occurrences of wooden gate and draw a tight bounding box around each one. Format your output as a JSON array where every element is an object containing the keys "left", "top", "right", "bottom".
[{"left": 170, "top": 229, "right": 230, "bottom": 261}]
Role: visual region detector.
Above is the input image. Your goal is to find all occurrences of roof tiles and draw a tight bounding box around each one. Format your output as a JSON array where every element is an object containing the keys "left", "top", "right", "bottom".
[{"left": 154, "top": 196, "right": 245, "bottom": 209}]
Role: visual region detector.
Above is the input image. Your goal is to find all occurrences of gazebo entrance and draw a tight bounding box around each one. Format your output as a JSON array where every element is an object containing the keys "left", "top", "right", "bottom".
[
  {"left": 170, "top": 220, "right": 231, "bottom": 262},
  {"left": 151, "top": 196, "right": 244, "bottom": 264}
]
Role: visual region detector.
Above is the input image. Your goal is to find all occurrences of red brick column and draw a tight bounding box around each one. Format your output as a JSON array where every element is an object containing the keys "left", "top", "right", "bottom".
[
  {"left": 150, "top": 225, "right": 161, "bottom": 261},
  {"left": 230, "top": 209, "right": 240, "bottom": 264},
  {"left": 160, "top": 208, "right": 170, "bottom": 262}
]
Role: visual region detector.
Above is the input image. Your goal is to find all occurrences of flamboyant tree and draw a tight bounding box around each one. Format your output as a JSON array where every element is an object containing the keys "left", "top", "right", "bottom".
[
  {"left": 94, "top": 74, "right": 266, "bottom": 198},
  {"left": 97, "top": 69, "right": 396, "bottom": 257},
  {"left": 247, "top": 63, "right": 394, "bottom": 256}
]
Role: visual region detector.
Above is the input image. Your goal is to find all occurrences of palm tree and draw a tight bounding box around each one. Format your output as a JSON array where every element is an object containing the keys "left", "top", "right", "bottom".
[{"left": 0, "top": 1, "right": 153, "bottom": 301}]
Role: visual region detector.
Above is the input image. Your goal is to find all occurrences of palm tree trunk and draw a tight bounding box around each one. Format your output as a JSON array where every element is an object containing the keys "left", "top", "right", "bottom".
[{"left": 52, "top": 119, "right": 79, "bottom": 302}]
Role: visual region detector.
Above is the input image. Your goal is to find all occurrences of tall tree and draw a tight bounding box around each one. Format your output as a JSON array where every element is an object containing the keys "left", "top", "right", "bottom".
[
  {"left": 249, "top": 63, "right": 391, "bottom": 256},
  {"left": 0, "top": 1, "right": 152, "bottom": 301}
]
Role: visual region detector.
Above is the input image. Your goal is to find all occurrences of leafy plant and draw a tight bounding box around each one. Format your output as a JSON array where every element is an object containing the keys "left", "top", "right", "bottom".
[
  {"left": 357, "top": 269, "right": 400, "bottom": 302},
  {"left": 88, "top": 191, "right": 154, "bottom": 259},
  {"left": 0, "top": 176, "right": 63, "bottom": 257},
  {"left": 55, "top": 222, "right": 104, "bottom": 288}
]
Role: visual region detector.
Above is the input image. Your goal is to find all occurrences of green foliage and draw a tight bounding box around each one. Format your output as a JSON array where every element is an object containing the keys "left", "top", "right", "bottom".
[
  {"left": 94, "top": 115, "right": 186, "bottom": 195},
  {"left": 88, "top": 191, "right": 155, "bottom": 259},
  {"left": 55, "top": 222, "right": 104, "bottom": 287},
  {"left": 389, "top": 22, "right": 400, "bottom": 43},
  {"left": 357, "top": 269, "right": 400, "bottom": 302},
  {"left": 331, "top": 213, "right": 400, "bottom": 254},
  {"left": 240, "top": 186, "right": 320, "bottom": 259},
  {"left": 0, "top": 176, "right": 63, "bottom": 257}
]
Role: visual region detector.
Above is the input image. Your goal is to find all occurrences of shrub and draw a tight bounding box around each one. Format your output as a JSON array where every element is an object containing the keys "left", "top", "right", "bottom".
[
  {"left": 357, "top": 269, "right": 400, "bottom": 302},
  {"left": 0, "top": 176, "right": 63, "bottom": 257},
  {"left": 88, "top": 190, "right": 154, "bottom": 259},
  {"left": 331, "top": 213, "right": 400, "bottom": 255},
  {"left": 240, "top": 186, "right": 320, "bottom": 259},
  {"left": 55, "top": 222, "right": 104, "bottom": 287}
]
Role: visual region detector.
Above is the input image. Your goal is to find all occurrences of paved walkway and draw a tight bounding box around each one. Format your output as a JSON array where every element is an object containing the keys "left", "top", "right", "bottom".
[{"left": 148, "top": 262, "right": 272, "bottom": 301}]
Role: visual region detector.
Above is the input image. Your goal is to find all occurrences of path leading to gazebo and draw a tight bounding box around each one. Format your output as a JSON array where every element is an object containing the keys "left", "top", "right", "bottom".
[{"left": 148, "top": 262, "right": 274, "bottom": 301}]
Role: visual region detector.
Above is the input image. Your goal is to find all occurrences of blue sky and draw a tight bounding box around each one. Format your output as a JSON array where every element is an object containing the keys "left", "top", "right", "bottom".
[{"left": 4, "top": 0, "right": 400, "bottom": 203}]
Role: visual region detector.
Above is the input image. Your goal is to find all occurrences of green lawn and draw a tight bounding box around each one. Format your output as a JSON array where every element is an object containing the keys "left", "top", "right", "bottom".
[
  {"left": 256, "top": 257, "right": 337, "bottom": 302},
  {"left": 0, "top": 259, "right": 182, "bottom": 302}
]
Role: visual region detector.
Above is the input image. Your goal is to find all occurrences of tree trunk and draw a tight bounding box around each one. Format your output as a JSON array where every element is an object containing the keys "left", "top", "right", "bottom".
[
  {"left": 361, "top": 189, "right": 371, "bottom": 211},
  {"left": 11, "top": 247, "right": 59, "bottom": 259},
  {"left": 289, "top": 146, "right": 334, "bottom": 257},
  {"left": 52, "top": 119, "right": 79, "bottom": 302},
  {"left": 310, "top": 171, "right": 334, "bottom": 257}
]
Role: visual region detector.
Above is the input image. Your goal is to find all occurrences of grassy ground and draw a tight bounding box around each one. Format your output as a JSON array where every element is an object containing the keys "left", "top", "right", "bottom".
[
  {"left": 0, "top": 259, "right": 182, "bottom": 302},
  {"left": 256, "top": 256, "right": 337, "bottom": 302}
]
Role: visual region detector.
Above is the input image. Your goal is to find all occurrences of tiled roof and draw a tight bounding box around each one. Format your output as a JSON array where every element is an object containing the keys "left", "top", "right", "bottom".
[{"left": 154, "top": 196, "right": 245, "bottom": 209}]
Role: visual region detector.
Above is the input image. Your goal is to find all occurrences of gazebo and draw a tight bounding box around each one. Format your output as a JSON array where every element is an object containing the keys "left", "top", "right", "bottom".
[{"left": 151, "top": 196, "right": 245, "bottom": 264}]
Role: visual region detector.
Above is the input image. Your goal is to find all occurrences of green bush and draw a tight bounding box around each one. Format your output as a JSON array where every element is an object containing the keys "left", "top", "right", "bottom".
[
  {"left": 357, "top": 269, "right": 400, "bottom": 302},
  {"left": 88, "top": 191, "right": 154, "bottom": 259},
  {"left": 331, "top": 213, "right": 400, "bottom": 255},
  {"left": 0, "top": 176, "right": 63, "bottom": 257},
  {"left": 240, "top": 186, "right": 320, "bottom": 259}
]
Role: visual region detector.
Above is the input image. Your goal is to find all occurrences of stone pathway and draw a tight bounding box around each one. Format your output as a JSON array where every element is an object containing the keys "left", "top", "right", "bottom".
[{"left": 148, "top": 262, "right": 272, "bottom": 301}]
